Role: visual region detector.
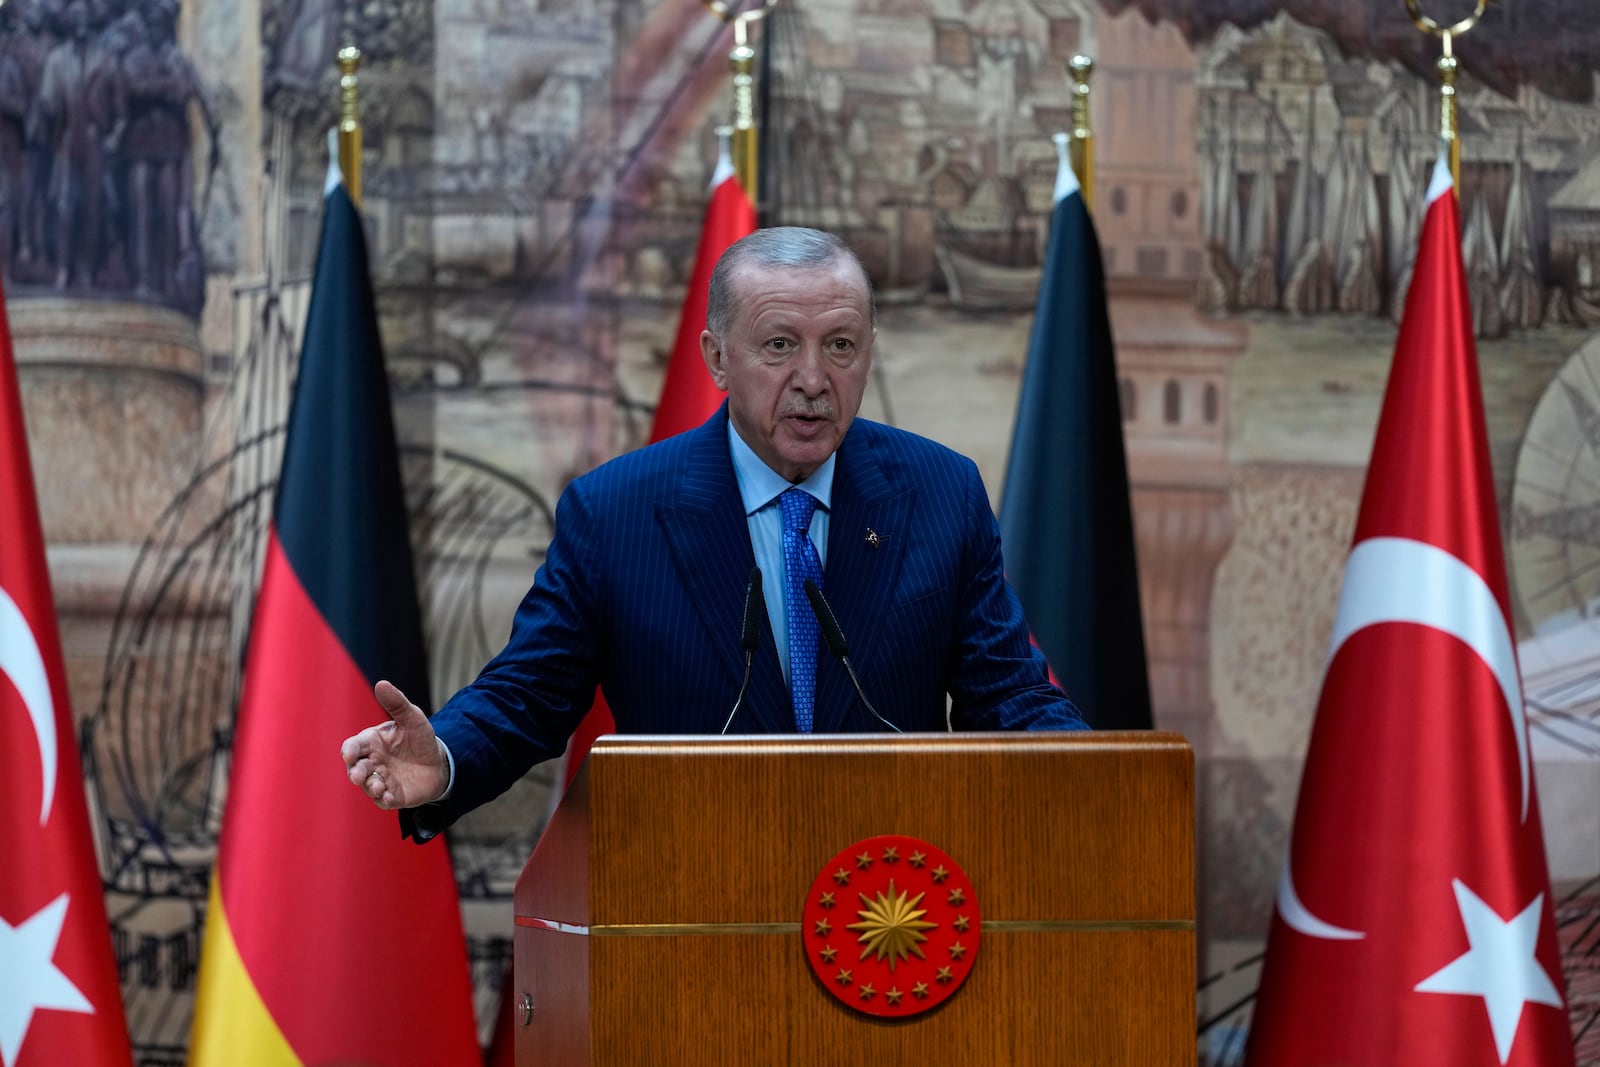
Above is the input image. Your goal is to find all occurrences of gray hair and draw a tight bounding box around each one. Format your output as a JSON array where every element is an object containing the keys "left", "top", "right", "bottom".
[{"left": 704, "top": 227, "right": 875, "bottom": 337}]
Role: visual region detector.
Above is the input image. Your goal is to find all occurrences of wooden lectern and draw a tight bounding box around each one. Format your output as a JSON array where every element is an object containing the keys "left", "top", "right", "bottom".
[{"left": 513, "top": 732, "right": 1194, "bottom": 1065}]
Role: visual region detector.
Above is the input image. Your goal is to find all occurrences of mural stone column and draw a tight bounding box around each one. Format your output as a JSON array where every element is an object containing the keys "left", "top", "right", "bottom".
[
  {"left": 1115, "top": 297, "right": 1243, "bottom": 982},
  {"left": 1115, "top": 303, "right": 1242, "bottom": 746},
  {"left": 10, "top": 299, "right": 205, "bottom": 721}
]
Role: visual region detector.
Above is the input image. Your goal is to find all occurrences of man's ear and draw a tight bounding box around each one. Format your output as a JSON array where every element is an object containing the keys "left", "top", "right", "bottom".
[{"left": 700, "top": 330, "right": 729, "bottom": 390}]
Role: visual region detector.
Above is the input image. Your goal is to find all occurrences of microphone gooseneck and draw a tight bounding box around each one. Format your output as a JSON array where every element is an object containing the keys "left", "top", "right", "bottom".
[
  {"left": 721, "top": 567, "right": 764, "bottom": 734},
  {"left": 802, "top": 578, "right": 901, "bottom": 733}
]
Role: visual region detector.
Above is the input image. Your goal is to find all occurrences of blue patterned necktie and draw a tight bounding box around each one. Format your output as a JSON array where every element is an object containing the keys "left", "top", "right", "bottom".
[{"left": 780, "top": 487, "right": 823, "bottom": 732}]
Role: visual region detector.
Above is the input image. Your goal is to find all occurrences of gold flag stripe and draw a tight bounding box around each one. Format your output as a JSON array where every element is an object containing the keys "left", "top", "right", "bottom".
[
  {"left": 516, "top": 916, "right": 1192, "bottom": 937},
  {"left": 190, "top": 878, "right": 303, "bottom": 1065}
]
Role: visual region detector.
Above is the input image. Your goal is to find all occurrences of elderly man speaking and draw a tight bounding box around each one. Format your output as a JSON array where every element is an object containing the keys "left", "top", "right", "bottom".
[{"left": 341, "top": 226, "right": 1086, "bottom": 836}]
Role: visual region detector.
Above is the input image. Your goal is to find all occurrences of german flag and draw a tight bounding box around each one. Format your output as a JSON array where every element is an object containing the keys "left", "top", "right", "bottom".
[
  {"left": 998, "top": 135, "right": 1152, "bottom": 730},
  {"left": 189, "top": 167, "right": 479, "bottom": 1065}
]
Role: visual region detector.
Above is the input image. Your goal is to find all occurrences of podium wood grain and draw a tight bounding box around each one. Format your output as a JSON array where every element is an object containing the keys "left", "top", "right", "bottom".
[{"left": 515, "top": 732, "right": 1194, "bottom": 1065}]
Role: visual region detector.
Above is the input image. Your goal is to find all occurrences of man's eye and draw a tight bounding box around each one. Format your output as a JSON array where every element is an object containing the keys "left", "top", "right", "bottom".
[{"left": 768, "top": 338, "right": 790, "bottom": 351}]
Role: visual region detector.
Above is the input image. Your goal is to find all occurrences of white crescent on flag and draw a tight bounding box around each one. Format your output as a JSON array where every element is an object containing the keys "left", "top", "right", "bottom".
[
  {"left": 1278, "top": 535, "right": 1528, "bottom": 940},
  {"left": 1330, "top": 537, "right": 1528, "bottom": 819},
  {"left": 0, "top": 585, "right": 57, "bottom": 826}
]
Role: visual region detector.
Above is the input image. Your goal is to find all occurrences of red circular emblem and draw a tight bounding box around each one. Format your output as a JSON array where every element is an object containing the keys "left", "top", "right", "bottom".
[{"left": 802, "top": 834, "right": 981, "bottom": 1018}]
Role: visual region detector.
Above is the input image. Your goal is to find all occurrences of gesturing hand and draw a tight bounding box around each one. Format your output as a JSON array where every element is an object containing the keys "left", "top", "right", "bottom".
[{"left": 340, "top": 680, "right": 450, "bottom": 810}]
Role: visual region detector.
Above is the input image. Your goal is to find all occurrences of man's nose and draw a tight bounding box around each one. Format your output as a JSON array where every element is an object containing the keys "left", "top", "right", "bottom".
[{"left": 790, "top": 346, "right": 829, "bottom": 394}]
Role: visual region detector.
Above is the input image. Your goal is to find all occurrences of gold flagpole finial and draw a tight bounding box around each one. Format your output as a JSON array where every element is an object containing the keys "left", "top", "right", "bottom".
[
  {"left": 729, "top": 13, "right": 762, "bottom": 203},
  {"left": 337, "top": 44, "right": 363, "bottom": 206},
  {"left": 1068, "top": 54, "right": 1094, "bottom": 214},
  {"left": 702, "top": 1, "right": 777, "bottom": 205},
  {"left": 701, "top": 0, "right": 778, "bottom": 19},
  {"left": 1437, "top": 38, "right": 1460, "bottom": 195},
  {"left": 1402, "top": 0, "right": 1497, "bottom": 196}
]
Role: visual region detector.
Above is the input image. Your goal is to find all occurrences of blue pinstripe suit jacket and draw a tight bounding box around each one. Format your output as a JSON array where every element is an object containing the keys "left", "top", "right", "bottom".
[{"left": 423, "top": 405, "right": 1085, "bottom": 827}]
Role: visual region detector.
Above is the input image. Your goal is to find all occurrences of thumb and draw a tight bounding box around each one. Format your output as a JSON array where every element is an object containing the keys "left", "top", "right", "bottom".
[{"left": 373, "top": 679, "right": 427, "bottom": 729}]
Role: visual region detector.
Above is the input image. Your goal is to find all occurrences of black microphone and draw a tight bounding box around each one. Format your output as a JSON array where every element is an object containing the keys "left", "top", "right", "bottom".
[
  {"left": 802, "top": 578, "right": 901, "bottom": 733},
  {"left": 721, "top": 567, "right": 764, "bottom": 734}
]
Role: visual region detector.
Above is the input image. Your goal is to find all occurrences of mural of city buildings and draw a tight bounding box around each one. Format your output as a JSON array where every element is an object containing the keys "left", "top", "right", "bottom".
[{"left": 2, "top": 0, "right": 1597, "bottom": 1061}]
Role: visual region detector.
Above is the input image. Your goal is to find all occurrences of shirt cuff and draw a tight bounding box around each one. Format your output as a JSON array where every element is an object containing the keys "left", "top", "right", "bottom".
[{"left": 434, "top": 738, "right": 456, "bottom": 802}]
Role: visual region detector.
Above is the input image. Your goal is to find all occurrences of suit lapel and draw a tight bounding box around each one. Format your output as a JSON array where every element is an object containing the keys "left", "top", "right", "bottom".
[
  {"left": 813, "top": 424, "right": 913, "bottom": 732},
  {"left": 656, "top": 409, "right": 792, "bottom": 734}
]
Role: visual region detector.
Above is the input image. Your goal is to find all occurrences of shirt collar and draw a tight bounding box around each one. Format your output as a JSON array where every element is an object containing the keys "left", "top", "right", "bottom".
[{"left": 727, "top": 420, "right": 836, "bottom": 516}]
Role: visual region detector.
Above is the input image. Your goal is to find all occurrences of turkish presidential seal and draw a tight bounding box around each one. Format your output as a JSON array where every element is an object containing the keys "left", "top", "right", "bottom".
[{"left": 802, "top": 834, "right": 981, "bottom": 1017}]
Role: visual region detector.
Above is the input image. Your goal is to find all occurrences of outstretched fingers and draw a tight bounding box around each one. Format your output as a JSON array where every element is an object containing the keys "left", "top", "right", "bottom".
[{"left": 337, "top": 679, "right": 447, "bottom": 810}]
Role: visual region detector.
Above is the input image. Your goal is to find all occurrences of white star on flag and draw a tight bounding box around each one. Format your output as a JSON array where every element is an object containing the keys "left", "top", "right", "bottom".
[
  {"left": 0, "top": 893, "right": 94, "bottom": 1066},
  {"left": 1414, "top": 879, "right": 1564, "bottom": 1065}
]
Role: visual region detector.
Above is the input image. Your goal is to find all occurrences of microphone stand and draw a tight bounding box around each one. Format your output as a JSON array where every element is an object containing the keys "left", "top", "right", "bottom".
[
  {"left": 721, "top": 567, "right": 764, "bottom": 734},
  {"left": 803, "top": 578, "right": 901, "bottom": 733}
]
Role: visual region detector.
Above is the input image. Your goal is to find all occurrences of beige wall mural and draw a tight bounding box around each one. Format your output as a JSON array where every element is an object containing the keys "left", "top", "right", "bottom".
[{"left": 2, "top": 0, "right": 1597, "bottom": 1061}]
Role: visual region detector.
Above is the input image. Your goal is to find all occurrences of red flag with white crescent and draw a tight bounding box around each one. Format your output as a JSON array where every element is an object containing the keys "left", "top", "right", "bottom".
[
  {"left": 1245, "top": 162, "right": 1575, "bottom": 1066},
  {"left": 0, "top": 282, "right": 135, "bottom": 1066}
]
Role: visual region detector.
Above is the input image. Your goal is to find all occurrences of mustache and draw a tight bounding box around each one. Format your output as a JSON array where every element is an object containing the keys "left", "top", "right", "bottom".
[{"left": 780, "top": 400, "right": 835, "bottom": 419}]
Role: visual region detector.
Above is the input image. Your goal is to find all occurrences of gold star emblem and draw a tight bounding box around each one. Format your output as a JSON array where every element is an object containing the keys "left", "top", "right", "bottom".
[
  {"left": 953, "top": 914, "right": 970, "bottom": 932},
  {"left": 908, "top": 850, "right": 926, "bottom": 868},
  {"left": 912, "top": 981, "right": 930, "bottom": 999},
  {"left": 820, "top": 945, "right": 837, "bottom": 963},
  {"left": 818, "top": 892, "right": 835, "bottom": 909},
  {"left": 886, "top": 987, "right": 903, "bottom": 1005},
  {"left": 949, "top": 940, "right": 967, "bottom": 961},
  {"left": 882, "top": 845, "right": 899, "bottom": 863},
  {"left": 856, "top": 851, "right": 873, "bottom": 870},
  {"left": 936, "top": 966, "right": 954, "bottom": 984},
  {"left": 833, "top": 868, "right": 851, "bottom": 885},
  {"left": 931, "top": 864, "right": 949, "bottom": 883},
  {"left": 859, "top": 983, "right": 876, "bottom": 1000},
  {"left": 948, "top": 887, "right": 966, "bottom": 906},
  {"left": 836, "top": 968, "right": 852, "bottom": 986},
  {"left": 814, "top": 918, "right": 832, "bottom": 937},
  {"left": 846, "top": 879, "right": 938, "bottom": 971}
]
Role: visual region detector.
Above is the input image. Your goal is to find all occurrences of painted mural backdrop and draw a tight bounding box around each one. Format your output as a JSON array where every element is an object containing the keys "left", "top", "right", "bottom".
[{"left": 2, "top": 0, "right": 1596, "bottom": 1061}]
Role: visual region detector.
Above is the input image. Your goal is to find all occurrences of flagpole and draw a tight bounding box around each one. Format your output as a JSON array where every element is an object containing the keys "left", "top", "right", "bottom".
[
  {"left": 1437, "top": 40, "right": 1460, "bottom": 195},
  {"left": 702, "top": 0, "right": 777, "bottom": 204},
  {"left": 1068, "top": 54, "right": 1094, "bottom": 214},
  {"left": 1402, "top": 0, "right": 1497, "bottom": 195},
  {"left": 730, "top": 14, "right": 760, "bottom": 203},
  {"left": 337, "top": 44, "right": 362, "bottom": 207}
]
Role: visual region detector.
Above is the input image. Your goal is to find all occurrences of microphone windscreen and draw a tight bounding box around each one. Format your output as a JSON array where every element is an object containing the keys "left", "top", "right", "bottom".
[
  {"left": 741, "top": 567, "right": 763, "bottom": 651},
  {"left": 802, "top": 578, "right": 850, "bottom": 658}
]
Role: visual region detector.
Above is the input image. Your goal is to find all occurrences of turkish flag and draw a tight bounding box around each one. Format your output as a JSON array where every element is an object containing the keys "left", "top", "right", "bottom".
[
  {"left": 0, "top": 283, "right": 134, "bottom": 1065},
  {"left": 560, "top": 146, "right": 756, "bottom": 789},
  {"left": 644, "top": 167, "right": 757, "bottom": 443},
  {"left": 1245, "top": 162, "right": 1575, "bottom": 1065}
]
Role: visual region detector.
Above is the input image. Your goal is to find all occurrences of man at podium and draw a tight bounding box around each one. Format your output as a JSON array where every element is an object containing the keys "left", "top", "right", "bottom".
[{"left": 341, "top": 226, "right": 1086, "bottom": 834}]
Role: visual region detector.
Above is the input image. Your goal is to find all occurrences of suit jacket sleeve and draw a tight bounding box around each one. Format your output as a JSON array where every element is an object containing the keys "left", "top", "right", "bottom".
[
  {"left": 947, "top": 456, "right": 1088, "bottom": 732},
  {"left": 408, "top": 475, "right": 608, "bottom": 836}
]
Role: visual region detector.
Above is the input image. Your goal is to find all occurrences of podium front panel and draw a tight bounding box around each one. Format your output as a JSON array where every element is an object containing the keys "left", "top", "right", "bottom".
[{"left": 515, "top": 732, "right": 1194, "bottom": 1065}]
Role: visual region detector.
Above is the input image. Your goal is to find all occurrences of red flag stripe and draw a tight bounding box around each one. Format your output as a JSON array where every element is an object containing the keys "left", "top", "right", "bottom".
[
  {"left": 648, "top": 174, "right": 757, "bottom": 443},
  {"left": 212, "top": 534, "right": 478, "bottom": 1065}
]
